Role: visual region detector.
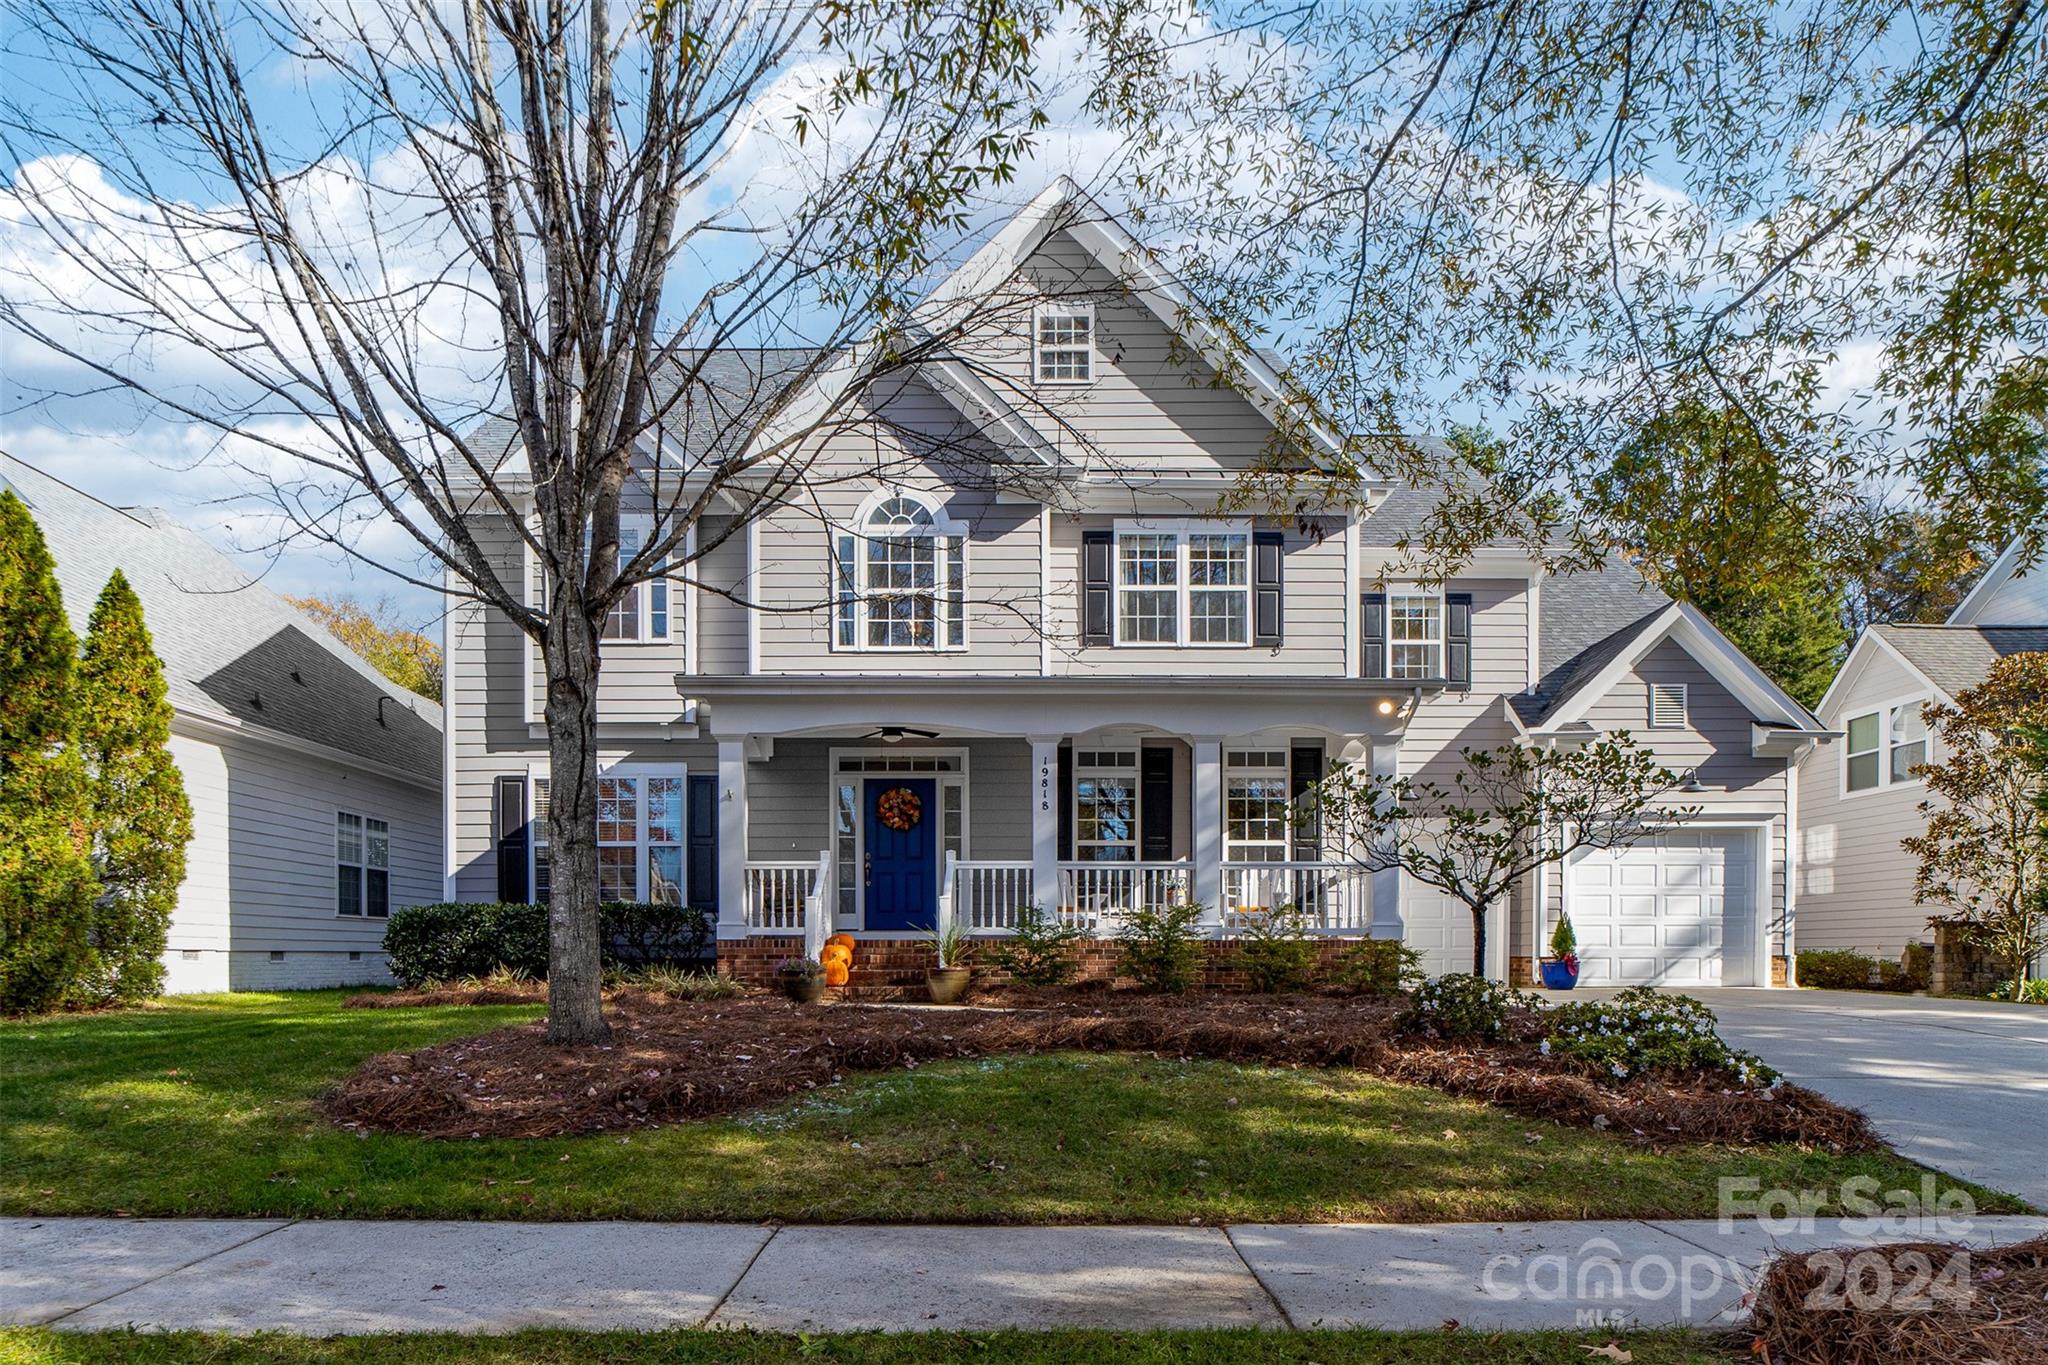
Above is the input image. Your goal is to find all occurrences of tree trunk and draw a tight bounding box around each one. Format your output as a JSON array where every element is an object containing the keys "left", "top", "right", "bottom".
[
  {"left": 1470, "top": 898, "right": 1488, "bottom": 978},
  {"left": 542, "top": 604, "right": 609, "bottom": 1046}
]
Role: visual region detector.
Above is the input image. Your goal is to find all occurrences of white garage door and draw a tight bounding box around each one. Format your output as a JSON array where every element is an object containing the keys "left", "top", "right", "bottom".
[
  {"left": 1567, "top": 830, "right": 1760, "bottom": 987},
  {"left": 1400, "top": 873, "right": 1478, "bottom": 978}
]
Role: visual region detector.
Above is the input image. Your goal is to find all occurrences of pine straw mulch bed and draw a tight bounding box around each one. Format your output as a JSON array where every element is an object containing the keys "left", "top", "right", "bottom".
[
  {"left": 1750, "top": 1234, "right": 2048, "bottom": 1364},
  {"left": 323, "top": 990, "right": 1877, "bottom": 1152}
]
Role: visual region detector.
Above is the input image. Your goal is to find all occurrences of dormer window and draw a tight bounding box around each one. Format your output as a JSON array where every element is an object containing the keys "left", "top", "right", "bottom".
[
  {"left": 1035, "top": 304, "right": 1093, "bottom": 383},
  {"left": 834, "top": 492, "right": 967, "bottom": 651}
]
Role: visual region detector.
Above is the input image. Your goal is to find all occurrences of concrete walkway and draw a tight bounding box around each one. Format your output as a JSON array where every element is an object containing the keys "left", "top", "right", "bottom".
[{"left": 8, "top": 1214, "right": 2046, "bottom": 1335}]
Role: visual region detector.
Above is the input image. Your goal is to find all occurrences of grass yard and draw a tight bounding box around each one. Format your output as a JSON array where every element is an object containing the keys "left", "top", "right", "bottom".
[
  {"left": 0, "top": 1327, "right": 1748, "bottom": 1364},
  {"left": 0, "top": 992, "right": 2022, "bottom": 1223}
]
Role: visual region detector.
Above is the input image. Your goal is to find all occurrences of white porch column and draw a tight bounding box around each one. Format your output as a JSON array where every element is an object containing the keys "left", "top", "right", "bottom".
[
  {"left": 1368, "top": 736, "right": 1403, "bottom": 938},
  {"left": 1192, "top": 737, "right": 1224, "bottom": 925},
  {"left": 717, "top": 738, "right": 751, "bottom": 940},
  {"left": 1029, "top": 736, "right": 1061, "bottom": 912}
]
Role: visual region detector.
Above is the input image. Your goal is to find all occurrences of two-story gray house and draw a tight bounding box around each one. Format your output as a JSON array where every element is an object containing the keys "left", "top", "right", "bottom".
[{"left": 443, "top": 181, "right": 1829, "bottom": 988}]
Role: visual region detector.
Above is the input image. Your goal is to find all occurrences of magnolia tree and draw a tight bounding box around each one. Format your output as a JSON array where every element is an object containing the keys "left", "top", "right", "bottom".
[
  {"left": 0, "top": 0, "right": 1165, "bottom": 1042},
  {"left": 1903, "top": 652, "right": 2048, "bottom": 996},
  {"left": 1313, "top": 735, "right": 1697, "bottom": 977}
]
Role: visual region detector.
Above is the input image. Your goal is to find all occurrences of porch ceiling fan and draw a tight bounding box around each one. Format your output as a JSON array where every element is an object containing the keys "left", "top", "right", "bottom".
[{"left": 863, "top": 725, "right": 940, "bottom": 744}]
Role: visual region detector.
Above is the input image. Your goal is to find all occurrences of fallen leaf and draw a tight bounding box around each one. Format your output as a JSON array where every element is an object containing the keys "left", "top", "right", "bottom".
[
  {"left": 1441, "top": 1129, "right": 1459, "bottom": 1140},
  {"left": 429, "top": 1284, "right": 446, "bottom": 1292},
  {"left": 1579, "top": 1344, "right": 1633, "bottom": 1362}
]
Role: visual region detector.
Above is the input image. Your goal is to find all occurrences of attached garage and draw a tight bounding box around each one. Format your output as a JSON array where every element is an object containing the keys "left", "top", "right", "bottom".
[
  {"left": 1400, "top": 874, "right": 1478, "bottom": 978},
  {"left": 1565, "top": 828, "right": 1764, "bottom": 987}
]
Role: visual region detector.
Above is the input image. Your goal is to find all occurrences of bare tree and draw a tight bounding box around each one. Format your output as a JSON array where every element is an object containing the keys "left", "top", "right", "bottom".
[
  {"left": 1109, "top": 0, "right": 2047, "bottom": 579},
  {"left": 0, "top": 0, "right": 1162, "bottom": 1041},
  {"left": 1313, "top": 735, "right": 1697, "bottom": 976}
]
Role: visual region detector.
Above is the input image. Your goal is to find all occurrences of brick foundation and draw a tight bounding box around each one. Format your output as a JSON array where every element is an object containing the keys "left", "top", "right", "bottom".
[
  {"left": 1771, "top": 954, "right": 1791, "bottom": 988},
  {"left": 718, "top": 936, "right": 1375, "bottom": 999},
  {"left": 1509, "top": 956, "right": 1535, "bottom": 987}
]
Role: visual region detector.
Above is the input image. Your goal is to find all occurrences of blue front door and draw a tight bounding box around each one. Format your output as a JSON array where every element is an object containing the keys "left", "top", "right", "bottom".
[{"left": 865, "top": 778, "right": 938, "bottom": 932}]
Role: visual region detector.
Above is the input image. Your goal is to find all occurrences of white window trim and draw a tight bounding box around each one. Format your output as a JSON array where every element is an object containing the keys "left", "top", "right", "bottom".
[
  {"left": 599, "top": 516, "right": 676, "bottom": 647},
  {"left": 1385, "top": 586, "right": 1444, "bottom": 679},
  {"left": 1033, "top": 301, "right": 1095, "bottom": 385},
  {"left": 832, "top": 489, "right": 970, "bottom": 653},
  {"left": 824, "top": 746, "right": 971, "bottom": 928},
  {"left": 526, "top": 760, "right": 689, "bottom": 905},
  {"left": 335, "top": 809, "right": 391, "bottom": 919},
  {"left": 1649, "top": 682, "right": 1688, "bottom": 729},
  {"left": 1223, "top": 749, "right": 1291, "bottom": 863},
  {"left": 1839, "top": 693, "right": 1931, "bottom": 800},
  {"left": 1111, "top": 518, "right": 1253, "bottom": 650}
]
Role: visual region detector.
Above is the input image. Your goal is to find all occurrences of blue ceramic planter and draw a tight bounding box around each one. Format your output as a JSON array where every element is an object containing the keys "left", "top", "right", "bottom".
[{"left": 1539, "top": 958, "right": 1580, "bottom": 991}]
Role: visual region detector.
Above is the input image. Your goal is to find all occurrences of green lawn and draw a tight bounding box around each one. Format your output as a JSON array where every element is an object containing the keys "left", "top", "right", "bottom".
[
  {"left": 0, "top": 991, "right": 2022, "bottom": 1223},
  {"left": 0, "top": 1327, "right": 1748, "bottom": 1364}
]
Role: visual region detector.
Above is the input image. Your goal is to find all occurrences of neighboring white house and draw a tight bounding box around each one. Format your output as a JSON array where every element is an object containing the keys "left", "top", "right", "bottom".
[
  {"left": 442, "top": 179, "right": 1830, "bottom": 988},
  {"left": 0, "top": 452, "right": 443, "bottom": 991},
  {"left": 1797, "top": 533, "right": 2048, "bottom": 959}
]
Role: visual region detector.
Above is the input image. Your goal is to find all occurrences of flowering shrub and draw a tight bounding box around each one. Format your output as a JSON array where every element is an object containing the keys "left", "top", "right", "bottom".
[
  {"left": 1544, "top": 986, "right": 1778, "bottom": 1088},
  {"left": 1397, "top": 973, "right": 1541, "bottom": 1042},
  {"left": 775, "top": 956, "right": 825, "bottom": 980}
]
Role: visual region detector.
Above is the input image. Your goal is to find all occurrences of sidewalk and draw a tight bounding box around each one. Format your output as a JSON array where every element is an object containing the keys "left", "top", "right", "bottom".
[{"left": 7, "top": 1214, "right": 2046, "bottom": 1336}]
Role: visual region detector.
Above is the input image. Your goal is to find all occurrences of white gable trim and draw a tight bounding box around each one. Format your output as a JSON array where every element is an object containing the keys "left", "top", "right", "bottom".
[
  {"left": 1815, "top": 627, "right": 1953, "bottom": 718},
  {"left": 1948, "top": 535, "right": 2030, "bottom": 625},
  {"left": 1540, "top": 601, "right": 1819, "bottom": 731},
  {"left": 744, "top": 177, "right": 1340, "bottom": 469}
]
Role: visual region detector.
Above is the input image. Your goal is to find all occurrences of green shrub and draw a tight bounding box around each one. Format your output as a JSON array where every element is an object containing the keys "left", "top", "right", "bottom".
[
  {"left": 1234, "top": 904, "right": 1317, "bottom": 992},
  {"left": 1545, "top": 985, "right": 1779, "bottom": 1088},
  {"left": 989, "top": 905, "right": 1086, "bottom": 986},
  {"left": 1986, "top": 977, "right": 2048, "bottom": 1004},
  {"left": 1397, "top": 973, "right": 1539, "bottom": 1042},
  {"left": 1797, "top": 948, "right": 1904, "bottom": 991},
  {"left": 1547, "top": 911, "right": 1577, "bottom": 959},
  {"left": 383, "top": 901, "right": 711, "bottom": 987},
  {"left": 1899, "top": 942, "right": 1933, "bottom": 991},
  {"left": 1115, "top": 900, "right": 1208, "bottom": 993},
  {"left": 1329, "top": 937, "right": 1424, "bottom": 998},
  {"left": 612, "top": 964, "right": 747, "bottom": 999}
]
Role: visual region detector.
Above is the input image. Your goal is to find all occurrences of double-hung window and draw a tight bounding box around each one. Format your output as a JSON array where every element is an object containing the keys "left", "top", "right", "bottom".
[
  {"left": 336, "top": 812, "right": 390, "bottom": 918},
  {"left": 594, "top": 771, "right": 687, "bottom": 904},
  {"left": 600, "top": 521, "right": 671, "bottom": 642},
  {"left": 1387, "top": 590, "right": 1443, "bottom": 678},
  {"left": 1844, "top": 700, "right": 1929, "bottom": 794},
  {"left": 1225, "top": 750, "right": 1291, "bottom": 863},
  {"left": 1113, "top": 521, "right": 1250, "bottom": 646},
  {"left": 1073, "top": 749, "right": 1138, "bottom": 862},
  {"left": 835, "top": 494, "right": 966, "bottom": 650},
  {"left": 1035, "top": 304, "right": 1093, "bottom": 383}
]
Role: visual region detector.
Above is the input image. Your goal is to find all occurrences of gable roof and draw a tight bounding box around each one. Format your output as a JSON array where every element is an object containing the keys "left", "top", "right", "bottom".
[
  {"left": 0, "top": 451, "right": 441, "bottom": 784},
  {"left": 1948, "top": 533, "right": 2045, "bottom": 626},
  {"left": 1869, "top": 623, "right": 2048, "bottom": 699},
  {"left": 750, "top": 177, "right": 1342, "bottom": 470}
]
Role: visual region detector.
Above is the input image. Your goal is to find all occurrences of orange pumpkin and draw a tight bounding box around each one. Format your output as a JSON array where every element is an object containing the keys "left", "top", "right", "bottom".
[
  {"left": 826, "top": 932, "right": 856, "bottom": 951},
  {"left": 821, "top": 942, "right": 853, "bottom": 966},
  {"left": 823, "top": 959, "right": 851, "bottom": 987}
]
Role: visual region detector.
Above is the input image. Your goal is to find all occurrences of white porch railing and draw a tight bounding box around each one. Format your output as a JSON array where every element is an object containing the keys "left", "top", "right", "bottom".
[
  {"left": 1058, "top": 861, "right": 1193, "bottom": 929},
  {"left": 744, "top": 855, "right": 831, "bottom": 941},
  {"left": 950, "top": 859, "right": 1035, "bottom": 932},
  {"left": 1221, "top": 861, "right": 1374, "bottom": 932}
]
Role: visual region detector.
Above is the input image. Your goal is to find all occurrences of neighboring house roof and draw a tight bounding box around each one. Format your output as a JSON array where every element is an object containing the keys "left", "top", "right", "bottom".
[
  {"left": 1868, "top": 623, "right": 2048, "bottom": 700},
  {"left": 1947, "top": 532, "right": 2046, "bottom": 626},
  {"left": 1356, "top": 478, "right": 1545, "bottom": 551},
  {"left": 0, "top": 452, "right": 441, "bottom": 781}
]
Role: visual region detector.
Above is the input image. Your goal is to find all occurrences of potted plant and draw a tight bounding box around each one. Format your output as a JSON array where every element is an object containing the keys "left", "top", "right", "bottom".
[
  {"left": 925, "top": 920, "right": 973, "bottom": 1004},
  {"left": 1539, "top": 911, "right": 1580, "bottom": 991},
  {"left": 776, "top": 956, "right": 828, "bottom": 1004}
]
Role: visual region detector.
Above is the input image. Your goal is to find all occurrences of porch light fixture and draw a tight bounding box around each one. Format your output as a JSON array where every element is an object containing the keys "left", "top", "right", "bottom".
[
  {"left": 1680, "top": 768, "right": 1708, "bottom": 793},
  {"left": 1375, "top": 698, "right": 1397, "bottom": 716},
  {"left": 868, "top": 725, "right": 940, "bottom": 745}
]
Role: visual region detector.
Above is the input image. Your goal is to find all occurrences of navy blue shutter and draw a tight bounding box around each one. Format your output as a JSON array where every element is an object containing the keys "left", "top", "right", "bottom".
[
  {"left": 494, "top": 775, "right": 529, "bottom": 904},
  {"left": 1140, "top": 746, "right": 1174, "bottom": 862},
  {"left": 1252, "top": 530, "right": 1284, "bottom": 646},
  {"left": 1446, "top": 592, "right": 1473, "bottom": 688},
  {"left": 1361, "top": 593, "right": 1387, "bottom": 679},
  {"left": 1081, "top": 530, "right": 1113, "bottom": 646},
  {"left": 686, "top": 774, "right": 718, "bottom": 915}
]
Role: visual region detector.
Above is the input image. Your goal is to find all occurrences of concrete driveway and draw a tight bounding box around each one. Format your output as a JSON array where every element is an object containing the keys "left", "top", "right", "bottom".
[{"left": 1680, "top": 989, "right": 2048, "bottom": 1209}]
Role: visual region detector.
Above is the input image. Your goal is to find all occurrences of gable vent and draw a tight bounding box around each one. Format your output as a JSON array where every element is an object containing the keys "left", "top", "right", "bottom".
[{"left": 1650, "top": 683, "right": 1688, "bottom": 729}]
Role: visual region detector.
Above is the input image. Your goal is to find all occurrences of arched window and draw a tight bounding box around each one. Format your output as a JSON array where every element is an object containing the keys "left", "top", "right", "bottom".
[{"left": 834, "top": 492, "right": 966, "bottom": 650}]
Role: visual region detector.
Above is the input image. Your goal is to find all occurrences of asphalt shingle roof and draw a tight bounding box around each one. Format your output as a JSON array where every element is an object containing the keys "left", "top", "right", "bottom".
[
  {"left": 1507, "top": 557, "right": 1673, "bottom": 724},
  {"left": 1873, "top": 623, "right": 2048, "bottom": 699},
  {"left": 0, "top": 452, "right": 441, "bottom": 777}
]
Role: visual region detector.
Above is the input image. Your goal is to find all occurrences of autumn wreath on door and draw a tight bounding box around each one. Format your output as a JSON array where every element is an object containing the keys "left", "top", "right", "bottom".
[{"left": 877, "top": 786, "right": 923, "bottom": 832}]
